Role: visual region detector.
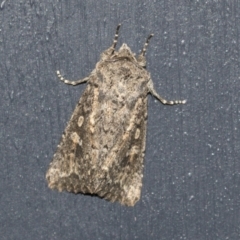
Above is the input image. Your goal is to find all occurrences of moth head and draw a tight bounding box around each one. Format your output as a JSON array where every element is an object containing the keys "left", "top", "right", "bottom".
[
  {"left": 117, "top": 44, "right": 147, "bottom": 68},
  {"left": 100, "top": 43, "right": 147, "bottom": 68},
  {"left": 117, "top": 44, "right": 137, "bottom": 61},
  {"left": 100, "top": 45, "right": 136, "bottom": 62}
]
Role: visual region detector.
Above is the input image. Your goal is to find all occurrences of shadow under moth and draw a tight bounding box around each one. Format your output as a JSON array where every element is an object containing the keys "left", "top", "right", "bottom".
[{"left": 46, "top": 24, "right": 186, "bottom": 206}]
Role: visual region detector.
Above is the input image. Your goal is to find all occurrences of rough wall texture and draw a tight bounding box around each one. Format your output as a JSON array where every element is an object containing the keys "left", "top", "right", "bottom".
[{"left": 1, "top": 1, "right": 240, "bottom": 239}]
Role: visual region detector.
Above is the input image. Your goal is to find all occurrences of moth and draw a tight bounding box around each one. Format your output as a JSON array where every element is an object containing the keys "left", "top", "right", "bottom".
[{"left": 46, "top": 24, "right": 186, "bottom": 206}]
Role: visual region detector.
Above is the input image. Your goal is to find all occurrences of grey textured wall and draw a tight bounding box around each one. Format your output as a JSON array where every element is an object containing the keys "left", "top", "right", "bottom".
[{"left": 1, "top": 1, "right": 240, "bottom": 239}]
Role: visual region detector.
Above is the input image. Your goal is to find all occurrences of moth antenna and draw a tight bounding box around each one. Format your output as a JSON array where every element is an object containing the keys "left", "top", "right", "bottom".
[
  {"left": 140, "top": 34, "right": 154, "bottom": 56},
  {"left": 111, "top": 24, "right": 121, "bottom": 54}
]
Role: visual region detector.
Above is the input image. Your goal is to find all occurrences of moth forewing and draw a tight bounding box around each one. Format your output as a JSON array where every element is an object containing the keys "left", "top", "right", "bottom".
[{"left": 46, "top": 24, "right": 186, "bottom": 206}]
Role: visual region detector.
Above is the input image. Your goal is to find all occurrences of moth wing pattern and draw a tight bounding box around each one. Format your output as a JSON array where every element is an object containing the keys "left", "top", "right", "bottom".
[
  {"left": 46, "top": 24, "right": 186, "bottom": 206},
  {"left": 46, "top": 82, "right": 94, "bottom": 194},
  {"left": 46, "top": 62, "right": 149, "bottom": 206},
  {"left": 93, "top": 92, "right": 148, "bottom": 206}
]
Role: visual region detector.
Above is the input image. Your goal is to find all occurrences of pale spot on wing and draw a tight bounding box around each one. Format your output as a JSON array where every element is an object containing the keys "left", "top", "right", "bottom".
[
  {"left": 92, "top": 149, "right": 99, "bottom": 165},
  {"left": 78, "top": 116, "right": 84, "bottom": 127},
  {"left": 128, "top": 146, "right": 140, "bottom": 163},
  {"left": 71, "top": 132, "right": 80, "bottom": 144},
  {"left": 89, "top": 87, "right": 99, "bottom": 134},
  {"left": 134, "top": 128, "right": 140, "bottom": 139}
]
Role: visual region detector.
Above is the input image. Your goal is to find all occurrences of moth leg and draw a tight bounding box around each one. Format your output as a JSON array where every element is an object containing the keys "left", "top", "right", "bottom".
[
  {"left": 140, "top": 34, "right": 154, "bottom": 56},
  {"left": 56, "top": 70, "right": 90, "bottom": 86},
  {"left": 111, "top": 24, "right": 121, "bottom": 54},
  {"left": 148, "top": 79, "right": 186, "bottom": 105}
]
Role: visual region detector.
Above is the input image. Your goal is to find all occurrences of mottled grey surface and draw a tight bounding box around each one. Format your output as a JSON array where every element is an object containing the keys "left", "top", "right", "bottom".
[{"left": 1, "top": 1, "right": 240, "bottom": 239}]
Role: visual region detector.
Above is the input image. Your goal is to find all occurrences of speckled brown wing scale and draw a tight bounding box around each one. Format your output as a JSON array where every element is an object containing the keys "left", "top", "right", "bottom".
[
  {"left": 94, "top": 98, "right": 148, "bottom": 206},
  {"left": 46, "top": 82, "right": 96, "bottom": 195},
  {"left": 46, "top": 59, "right": 149, "bottom": 206},
  {"left": 46, "top": 24, "right": 186, "bottom": 206}
]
